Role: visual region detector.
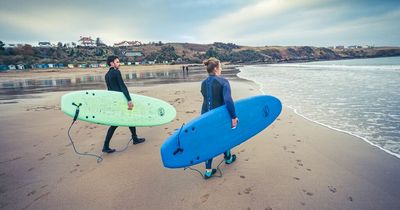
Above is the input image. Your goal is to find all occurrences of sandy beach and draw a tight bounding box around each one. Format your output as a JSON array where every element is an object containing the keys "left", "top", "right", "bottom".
[{"left": 1, "top": 69, "right": 400, "bottom": 210}]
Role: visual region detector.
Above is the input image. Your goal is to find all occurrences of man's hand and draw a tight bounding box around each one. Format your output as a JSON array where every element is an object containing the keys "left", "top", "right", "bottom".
[
  {"left": 128, "top": 101, "right": 134, "bottom": 110},
  {"left": 231, "top": 117, "right": 238, "bottom": 129}
]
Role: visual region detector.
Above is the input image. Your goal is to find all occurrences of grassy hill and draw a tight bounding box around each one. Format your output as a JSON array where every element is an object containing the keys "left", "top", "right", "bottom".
[{"left": 1, "top": 42, "right": 399, "bottom": 66}]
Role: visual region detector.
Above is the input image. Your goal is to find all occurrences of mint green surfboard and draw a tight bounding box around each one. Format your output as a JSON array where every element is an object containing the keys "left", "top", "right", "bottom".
[{"left": 61, "top": 90, "right": 176, "bottom": 127}]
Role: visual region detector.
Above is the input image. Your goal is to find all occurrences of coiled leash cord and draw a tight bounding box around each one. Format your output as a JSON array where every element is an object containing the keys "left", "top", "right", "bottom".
[
  {"left": 184, "top": 158, "right": 224, "bottom": 179},
  {"left": 67, "top": 103, "right": 132, "bottom": 163},
  {"left": 174, "top": 124, "right": 224, "bottom": 179}
]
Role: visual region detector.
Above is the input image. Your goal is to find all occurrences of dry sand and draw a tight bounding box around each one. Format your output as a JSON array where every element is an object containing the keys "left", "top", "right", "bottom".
[{"left": 1, "top": 74, "right": 400, "bottom": 209}]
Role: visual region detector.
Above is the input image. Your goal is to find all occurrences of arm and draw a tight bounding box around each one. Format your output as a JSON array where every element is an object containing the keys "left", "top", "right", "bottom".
[
  {"left": 223, "top": 81, "right": 238, "bottom": 128},
  {"left": 115, "top": 70, "right": 132, "bottom": 101}
]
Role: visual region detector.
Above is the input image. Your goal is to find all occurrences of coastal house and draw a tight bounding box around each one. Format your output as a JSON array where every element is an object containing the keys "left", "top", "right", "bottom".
[
  {"left": 68, "top": 64, "right": 74, "bottom": 68},
  {"left": 78, "top": 36, "right": 95, "bottom": 47},
  {"left": 8, "top": 65, "right": 16, "bottom": 70},
  {"left": 114, "top": 41, "right": 142, "bottom": 47},
  {"left": 335, "top": 45, "right": 345, "bottom": 50},
  {"left": 124, "top": 51, "right": 143, "bottom": 57},
  {"left": 38, "top": 42, "right": 52, "bottom": 48},
  {"left": 6, "top": 44, "right": 17, "bottom": 48}
]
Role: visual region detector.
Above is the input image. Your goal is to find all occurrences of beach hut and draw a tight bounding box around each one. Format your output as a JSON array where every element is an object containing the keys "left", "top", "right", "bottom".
[
  {"left": 8, "top": 65, "right": 16, "bottom": 70},
  {"left": 0, "top": 65, "right": 9, "bottom": 71},
  {"left": 16, "top": 64, "right": 25, "bottom": 70},
  {"left": 68, "top": 64, "right": 74, "bottom": 68}
]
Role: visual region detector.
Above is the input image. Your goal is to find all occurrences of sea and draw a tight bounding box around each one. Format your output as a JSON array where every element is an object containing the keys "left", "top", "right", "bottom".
[{"left": 237, "top": 56, "right": 400, "bottom": 159}]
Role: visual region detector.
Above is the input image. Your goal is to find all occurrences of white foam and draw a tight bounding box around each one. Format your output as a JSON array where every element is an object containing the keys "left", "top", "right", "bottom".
[{"left": 237, "top": 67, "right": 400, "bottom": 160}]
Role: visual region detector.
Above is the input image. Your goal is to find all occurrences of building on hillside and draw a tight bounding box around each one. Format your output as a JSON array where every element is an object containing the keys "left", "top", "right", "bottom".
[
  {"left": 335, "top": 45, "right": 345, "bottom": 50},
  {"left": 6, "top": 44, "right": 17, "bottom": 48},
  {"left": 78, "top": 36, "right": 95, "bottom": 47},
  {"left": 124, "top": 51, "right": 143, "bottom": 57},
  {"left": 113, "top": 41, "right": 142, "bottom": 47},
  {"left": 38, "top": 42, "right": 52, "bottom": 47}
]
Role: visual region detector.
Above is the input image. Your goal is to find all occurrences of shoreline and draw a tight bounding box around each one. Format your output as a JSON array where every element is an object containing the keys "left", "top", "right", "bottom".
[{"left": 236, "top": 63, "right": 400, "bottom": 161}]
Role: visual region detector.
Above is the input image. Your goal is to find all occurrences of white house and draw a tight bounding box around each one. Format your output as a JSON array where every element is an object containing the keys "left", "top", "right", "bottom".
[
  {"left": 113, "top": 41, "right": 142, "bottom": 47},
  {"left": 78, "top": 36, "right": 95, "bottom": 47},
  {"left": 38, "top": 42, "right": 52, "bottom": 47}
]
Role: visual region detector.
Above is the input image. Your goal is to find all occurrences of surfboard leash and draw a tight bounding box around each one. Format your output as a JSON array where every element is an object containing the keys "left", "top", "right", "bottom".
[
  {"left": 184, "top": 159, "right": 224, "bottom": 179},
  {"left": 67, "top": 103, "right": 104, "bottom": 163}
]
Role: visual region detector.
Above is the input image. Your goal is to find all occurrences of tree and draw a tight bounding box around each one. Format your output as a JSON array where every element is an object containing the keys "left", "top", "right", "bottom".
[
  {"left": 0, "top": 40, "right": 5, "bottom": 51},
  {"left": 96, "top": 37, "right": 105, "bottom": 47}
]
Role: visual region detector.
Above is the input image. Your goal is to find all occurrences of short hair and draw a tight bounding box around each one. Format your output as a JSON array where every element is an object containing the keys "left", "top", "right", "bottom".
[
  {"left": 203, "top": 57, "right": 220, "bottom": 74},
  {"left": 107, "top": 55, "right": 119, "bottom": 66}
]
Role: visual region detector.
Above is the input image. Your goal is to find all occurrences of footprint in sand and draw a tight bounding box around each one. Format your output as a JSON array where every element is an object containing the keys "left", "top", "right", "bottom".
[
  {"left": 328, "top": 186, "right": 337, "bottom": 193},
  {"left": 243, "top": 187, "right": 253, "bottom": 194},
  {"left": 27, "top": 190, "right": 36, "bottom": 197},
  {"left": 57, "top": 152, "right": 64, "bottom": 156},
  {"left": 297, "top": 139, "right": 302, "bottom": 142},
  {"left": 306, "top": 168, "right": 312, "bottom": 171},
  {"left": 300, "top": 202, "right": 306, "bottom": 206},
  {"left": 45, "top": 153, "right": 51, "bottom": 156},
  {"left": 302, "top": 189, "right": 313, "bottom": 196},
  {"left": 296, "top": 160, "right": 303, "bottom": 167},
  {"left": 240, "top": 175, "right": 246, "bottom": 179},
  {"left": 293, "top": 177, "right": 300, "bottom": 181},
  {"left": 200, "top": 194, "right": 210, "bottom": 203},
  {"left": 38, "top": 157, "right": 45, "bottom": 161},
  {"left": 347, "top": 196, "right": 353, "bottom": 201},
  {"left": 245, "top": 158, "right": 249, "bottom": 161},
  {"left": 40, "top": 185, "right": 48, "bottom": 189},
  {"left": 70, "top": 169, "right": 78, "bottom": 173},
  {"left": 28, "top": 168, "right": 34, "bottom": 172},
  {"left": 265, "top": 207, "right": 273, "bottom": 210}
]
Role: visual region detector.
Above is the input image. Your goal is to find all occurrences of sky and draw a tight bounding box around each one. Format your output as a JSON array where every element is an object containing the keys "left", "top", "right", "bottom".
[{"left": 0, "top": 0, "right": 399, "bottom": 47}]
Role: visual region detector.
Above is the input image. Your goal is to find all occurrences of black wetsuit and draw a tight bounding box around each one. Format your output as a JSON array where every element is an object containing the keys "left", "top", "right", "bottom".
[
  {"left": 200, "top": 75, "right": 236, "bottom": 169},
  {"left": 103, "top": 67, "right": 137, "bottom": 149}
]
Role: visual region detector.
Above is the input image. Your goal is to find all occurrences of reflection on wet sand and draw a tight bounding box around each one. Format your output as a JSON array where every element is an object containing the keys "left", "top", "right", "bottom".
[{"left": 0, "top": 66, "right": 240, "bottom": 101}]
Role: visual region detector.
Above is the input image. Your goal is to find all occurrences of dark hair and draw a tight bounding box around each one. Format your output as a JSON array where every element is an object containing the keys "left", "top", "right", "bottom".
[
  {"left": 107, "top": 55, "right": 119, "bottom": 66},
  {"left": 203, "top": 57, "right": 220, "bottom": 74}
]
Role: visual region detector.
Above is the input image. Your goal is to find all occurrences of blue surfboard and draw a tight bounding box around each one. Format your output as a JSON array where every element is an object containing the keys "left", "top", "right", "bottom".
[{"left": 160, "top": 95, "right": 282, "bottom": 168}]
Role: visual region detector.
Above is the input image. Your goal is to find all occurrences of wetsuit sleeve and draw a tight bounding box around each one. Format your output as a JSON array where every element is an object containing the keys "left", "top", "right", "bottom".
[
  {"left": 223, "top": 80, "right": 237, "bottom": 119},
  {"left": 200, "top": 81, "right": 207, "bottom": 114},
  {"left": 115, "top": 70, "right": 131, "bottom": 101}
]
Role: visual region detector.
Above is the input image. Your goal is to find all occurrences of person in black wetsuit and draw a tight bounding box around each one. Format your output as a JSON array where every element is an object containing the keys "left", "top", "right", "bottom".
[
  {"left": 200, "top": 57, "right": 238, "bottom": 179},
  {"left": 102, "top": 55, "right": 145, "bottom": 153}
]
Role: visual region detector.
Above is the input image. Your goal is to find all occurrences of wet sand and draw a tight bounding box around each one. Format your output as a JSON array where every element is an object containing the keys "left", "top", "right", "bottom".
[{"left": 1, "top": 72, "right": 400, "bottom": 209}]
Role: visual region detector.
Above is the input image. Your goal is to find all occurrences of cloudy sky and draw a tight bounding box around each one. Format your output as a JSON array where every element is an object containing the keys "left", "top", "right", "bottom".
[{"left": 0, "top": 0, "right": 399, "bottom": 46}]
